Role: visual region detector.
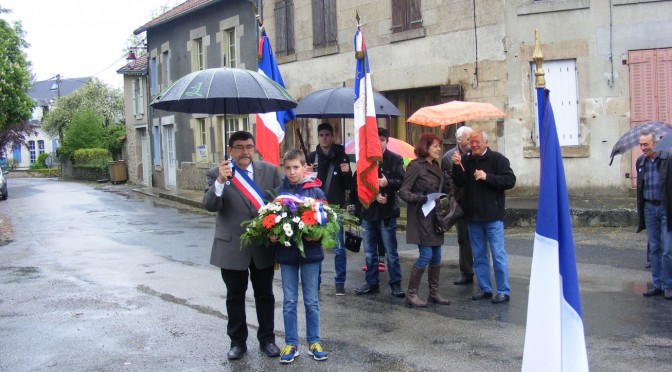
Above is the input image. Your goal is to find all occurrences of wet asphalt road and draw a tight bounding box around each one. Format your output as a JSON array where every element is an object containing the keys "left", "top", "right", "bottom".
[{"left": 0, "top": 178, "right": 671, "bottom": 371}]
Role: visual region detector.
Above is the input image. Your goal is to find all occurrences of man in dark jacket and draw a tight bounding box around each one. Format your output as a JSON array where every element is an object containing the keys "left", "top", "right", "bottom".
[
  {"left": 451, "top": 129, "right": 516, "bottom": 304},
  {"left": 442, "top": 126, "right": 474, "bottom": 285},
  {"left": 308, "top": 123, "right": 353, "bottom": 295},
  {"left": 636, "top": 132, "right": 672, "bottom": 300},
  {"left": 352, "top": 128, "right": 406, "bottom": 297}
]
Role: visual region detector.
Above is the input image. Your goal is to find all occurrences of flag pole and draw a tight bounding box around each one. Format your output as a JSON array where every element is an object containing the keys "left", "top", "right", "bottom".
[{"left": 533, "top": 29, "right": 546, "bottom": 144}]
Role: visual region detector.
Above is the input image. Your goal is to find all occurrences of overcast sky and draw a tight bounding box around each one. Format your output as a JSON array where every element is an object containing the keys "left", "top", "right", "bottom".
[{"left": 1, "top": 0, "right": 179, "bottom": 89}]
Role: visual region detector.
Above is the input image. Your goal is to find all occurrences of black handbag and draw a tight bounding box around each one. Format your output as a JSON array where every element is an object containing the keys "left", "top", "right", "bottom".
[
  {"left": 433, "top": 174, "right": 464, "bottom": 234},
  {"left": 344, "top": 227, "right": 362, "bottom": 252},
  {"left": 434, "top": 195, "right": 463, "bottom": 234}
]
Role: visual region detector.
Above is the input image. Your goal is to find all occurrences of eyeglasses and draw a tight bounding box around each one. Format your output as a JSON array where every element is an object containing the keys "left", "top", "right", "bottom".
[{"left": 232, "top": 144, "right": 255, "bottom": 151}]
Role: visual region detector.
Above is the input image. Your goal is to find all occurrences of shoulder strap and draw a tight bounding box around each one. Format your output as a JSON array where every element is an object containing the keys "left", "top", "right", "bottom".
[{"left": 324, "top": 161, "right": 335, "bottom": 194}]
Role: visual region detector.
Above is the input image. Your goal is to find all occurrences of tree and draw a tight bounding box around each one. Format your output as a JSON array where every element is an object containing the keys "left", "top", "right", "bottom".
[
  {"left": 41, "top": 78, "right": 124, "bottom": 141},
  {"left": 59, "top": 109, "right": 106, "bottom": 159},
  {"left": 0, "top": 122, "right": 37, "bottom": 158},
  {"left": 0, "top": 8, "right": 36, "bottom": 154}
]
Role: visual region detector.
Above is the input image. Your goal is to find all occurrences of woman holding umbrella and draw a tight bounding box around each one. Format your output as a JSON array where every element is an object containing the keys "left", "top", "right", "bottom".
[{"left": 399, "top": 133, "right": 451, "bottom": 307}]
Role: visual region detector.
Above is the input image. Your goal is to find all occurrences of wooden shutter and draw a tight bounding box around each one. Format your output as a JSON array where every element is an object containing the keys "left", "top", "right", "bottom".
[
  {"left": 657, "top": 48, "right": 672, "bottom": 124},
  {"left": 408, "top": 0, "right": 422, "bottom": 30},
  {"left": 131, "top": 80, "right": 137, "bottom": 116},
  {"left": 391, "top": 0, "right": 405, "bottom": 33},
  {"left": 629, "top": 50, "right": 657, "bottom": 123},
  {"left": 325, "top": 0, "right": 337, "bottom": 47},
  {"left": 312, "top": 0, "right": 325, "bottom": 48},
  {"left": 138, "top": 78, "right": 144, "bottom": 115},
  {"left": 275, "top": 1, "right": 287, "bottom": 54},
  {"left": 286, "top": 0, "right": 295, "bottom": 54}
]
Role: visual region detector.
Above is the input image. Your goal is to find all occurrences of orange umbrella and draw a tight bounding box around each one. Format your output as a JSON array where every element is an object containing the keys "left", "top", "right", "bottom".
[
  {"left": 407, "top": 100, "right": 505, "bottom": 128},
  {"left": 345, "top": 137, "right": 416, "bottom": 165}
]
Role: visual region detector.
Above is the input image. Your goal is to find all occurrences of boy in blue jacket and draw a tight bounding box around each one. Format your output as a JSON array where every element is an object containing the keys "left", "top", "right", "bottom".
[{"left": 270, "top": 149, "right": 328, "bottom": 364}]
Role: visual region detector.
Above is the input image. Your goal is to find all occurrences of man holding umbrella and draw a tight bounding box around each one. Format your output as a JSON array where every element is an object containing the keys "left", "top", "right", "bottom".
[
  {"left": 308, "top": 123, "right": 353, "bottom": 296},
  {"left": 202, "top": 131, "right": 282, "bottom": 360},
  {"left": 637, "top": 131, "right": 672, "bottom": 300}
]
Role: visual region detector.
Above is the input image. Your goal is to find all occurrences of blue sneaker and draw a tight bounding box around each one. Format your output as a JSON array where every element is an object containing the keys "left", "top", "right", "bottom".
[
  {"left": 308, "top": 343, "right": 328, "bottom": 361},
  {"left": 279, "top": 345, "right": 299, "bottom": 364}
]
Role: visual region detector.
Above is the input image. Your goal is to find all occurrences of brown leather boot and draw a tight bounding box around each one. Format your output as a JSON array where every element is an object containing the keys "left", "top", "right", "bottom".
[
  {"left": 405, "top": 267, "right": 428, "bottom": 307},
  {"left": 428, "top": 265, "right": 450, "bottom": 305}
]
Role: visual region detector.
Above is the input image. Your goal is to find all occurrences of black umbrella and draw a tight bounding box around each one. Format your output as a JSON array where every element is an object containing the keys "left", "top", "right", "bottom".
[
  {"left": 150, "top": 67, "right": 297, "bottom": 115},
  {"left": 609, "top": 121, "right": 672, "bottom": 165},
  {"left": 295, "top": 87, "right": 402, "bottom": 118}
]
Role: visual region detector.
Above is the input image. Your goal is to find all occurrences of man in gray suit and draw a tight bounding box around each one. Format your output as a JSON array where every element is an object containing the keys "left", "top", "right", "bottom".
[{"left": 203, "top": 131, "right": 282, "bottom": 360}]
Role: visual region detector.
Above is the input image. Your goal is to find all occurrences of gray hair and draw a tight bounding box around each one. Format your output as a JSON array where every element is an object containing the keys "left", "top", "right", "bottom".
[
  {"left": 456, "top": 126, "right": 473, "bottom": 140},
  {"left": 641, "top": 131, "right": 659, "bottom": 144}
]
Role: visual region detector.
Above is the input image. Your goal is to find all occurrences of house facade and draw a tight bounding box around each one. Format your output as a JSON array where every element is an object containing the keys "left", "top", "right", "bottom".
[
  {"left": 263, "top": 0, "right": 672, "bottom": 195},
  {"left": 122, "top": 0, "right": 672, "bottom": 195},
  {"left": 130, "top": 0, "right": 259, "bottom": 190},
  {"left": 117, "top": 55, "right": 152, "bottom": 186}
]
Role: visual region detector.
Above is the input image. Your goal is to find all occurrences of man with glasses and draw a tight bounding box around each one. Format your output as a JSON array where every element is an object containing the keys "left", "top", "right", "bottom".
[
  {"left": 637, "top": 132, "right": 672, "bottom": 300},
  {"left": 442, "top": 126, "right": 474, "bottom": 286},
  {"left": 203, "top": 131, "right": 282, "bottom": 360},
  {"left": 308, "top": 123, "right": 353, "bottom": 296}
]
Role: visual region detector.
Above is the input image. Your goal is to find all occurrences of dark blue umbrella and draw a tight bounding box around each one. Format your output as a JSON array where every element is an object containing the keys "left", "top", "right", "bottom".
[
  {"left": 609, "top": 121, "right": 672, "bottom": 165},
  {"left": 295, "top": 87, "right": 402, "bottom": 118},
  {"left": 150, "top": 67, "right": 297, "bottom": 115}
]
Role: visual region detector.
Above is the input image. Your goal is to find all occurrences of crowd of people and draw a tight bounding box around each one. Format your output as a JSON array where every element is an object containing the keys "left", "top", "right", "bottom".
[{"left": 203, "top": 126, "right": 518, "bottom": 363}]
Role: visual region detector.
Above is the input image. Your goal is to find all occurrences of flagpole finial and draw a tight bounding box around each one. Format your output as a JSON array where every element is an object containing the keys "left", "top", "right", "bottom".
[
  {"left": 533, "top": 29, "right": 545, "bottom": 88},
  {"left": 355, "top": 11, "right": 366, "bottom": 60}
]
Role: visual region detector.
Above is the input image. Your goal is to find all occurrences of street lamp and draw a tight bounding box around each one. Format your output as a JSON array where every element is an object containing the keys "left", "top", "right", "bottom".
[{"left": 126, "top": 51, "right": 137, "bottom": 68}]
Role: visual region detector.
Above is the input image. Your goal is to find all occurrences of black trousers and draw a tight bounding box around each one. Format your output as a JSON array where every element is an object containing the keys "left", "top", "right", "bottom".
[
  {"left": 220, "top": 261, "right": 275, "bottom": 348},
  {"left": 456, "top": 218, "right": 474, "bottom": 276}
]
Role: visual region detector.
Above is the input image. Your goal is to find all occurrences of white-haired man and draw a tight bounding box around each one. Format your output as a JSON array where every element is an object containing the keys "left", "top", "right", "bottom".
[{"left": 442, "top": 126, "right": 474, "bottom": 285}]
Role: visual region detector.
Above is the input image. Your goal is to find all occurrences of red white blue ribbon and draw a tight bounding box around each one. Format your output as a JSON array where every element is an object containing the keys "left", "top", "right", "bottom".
[{"left": 229, "top": 161, "right": 266, "bottom": 210}]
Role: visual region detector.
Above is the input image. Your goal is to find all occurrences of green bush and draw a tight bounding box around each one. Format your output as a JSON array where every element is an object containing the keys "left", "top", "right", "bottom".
[{"left": 72, "top": 148, "right": 110, "bottom": 168}]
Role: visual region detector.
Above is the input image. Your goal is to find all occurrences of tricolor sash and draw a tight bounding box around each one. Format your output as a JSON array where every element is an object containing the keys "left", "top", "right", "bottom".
[{"left": 229, "top": 161, "right": 266, "bottom": 210}]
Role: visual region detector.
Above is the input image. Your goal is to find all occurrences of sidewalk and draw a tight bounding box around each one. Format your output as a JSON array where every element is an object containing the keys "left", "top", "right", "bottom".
[{"left": 131, "top": 186, "right": 639, "bottom": 228}]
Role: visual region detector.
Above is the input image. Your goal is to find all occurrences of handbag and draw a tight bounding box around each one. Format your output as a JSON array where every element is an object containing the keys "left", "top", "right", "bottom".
[
  {"left": 433, "top": 175, "right": 464, "bottom": 234},
  {"left": 344, "top": 227, "right": 362, "bottom": 252}
]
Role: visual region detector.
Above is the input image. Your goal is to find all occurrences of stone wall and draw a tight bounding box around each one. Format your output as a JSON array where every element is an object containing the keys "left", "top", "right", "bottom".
[{"left": 177, "top": 162, "right": 211, "bottom": 191}]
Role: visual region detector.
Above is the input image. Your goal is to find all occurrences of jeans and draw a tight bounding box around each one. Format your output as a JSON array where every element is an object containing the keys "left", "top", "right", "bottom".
[
  {"left": 280, "top": 262, "right": 321, "bottom": 346},
  {"left": 415, "top": 245, "right": 442, "bottom": 268},
  {"left": 333, "top": 224, "right": 346, "bottom": 284},
  {"left": 468, "top": 220, "right": 509, "bottom": 295},
  {"left": 362, "top": 219, "right": 402, "bottom": 286},
  {"left": 644, "top": 203, "right": 672, "bottom": 290}
]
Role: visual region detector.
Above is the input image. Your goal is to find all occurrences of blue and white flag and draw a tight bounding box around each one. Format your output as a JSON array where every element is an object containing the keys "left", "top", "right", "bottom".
[{"left": 522, "top": 88, "right": 589, "bottom": 372}]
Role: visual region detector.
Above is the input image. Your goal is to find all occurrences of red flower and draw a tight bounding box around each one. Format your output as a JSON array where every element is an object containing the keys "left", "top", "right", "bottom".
[
  {"left": 301, "top": 211, "right": 317, "bottom": 226},
  {"left": 262, "top": 214, "right": 277, "bottom": 229}
]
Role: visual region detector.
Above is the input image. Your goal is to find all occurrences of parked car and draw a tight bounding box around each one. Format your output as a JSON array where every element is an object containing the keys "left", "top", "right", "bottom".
[{"left": 0, "top": 171, "right": 7, "bottom": 200}]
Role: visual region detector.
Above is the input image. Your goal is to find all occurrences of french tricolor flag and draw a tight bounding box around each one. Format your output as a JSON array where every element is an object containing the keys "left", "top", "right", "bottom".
[
  {"left": 256, "top": 30, "right": 295, "bottom": 166},
  {"left": 353, "top": 27, "right": 382, "bottom": 208},
  {"left": 522, "top": 88, "right": 589, "bottom": 371}
]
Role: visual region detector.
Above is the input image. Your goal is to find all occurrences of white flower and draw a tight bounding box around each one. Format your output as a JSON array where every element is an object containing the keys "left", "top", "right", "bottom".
[
  {"left": 284, "top": 241, "right": 291, "bottom": 247},
  {"left": 275, "top": 215, "right": 282, "bottom": 223},
  {"left": 298, "top": 221, "right": 305, "bottom": 230},
  {"left": 283, "top": 223, "right": 293, "bottom": 237},
  {"left": 281, "top": 212, "right": 288, "bottom": 218},
  {"left": 292, "top": 216, "right": 301, "bottom": 223}
]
